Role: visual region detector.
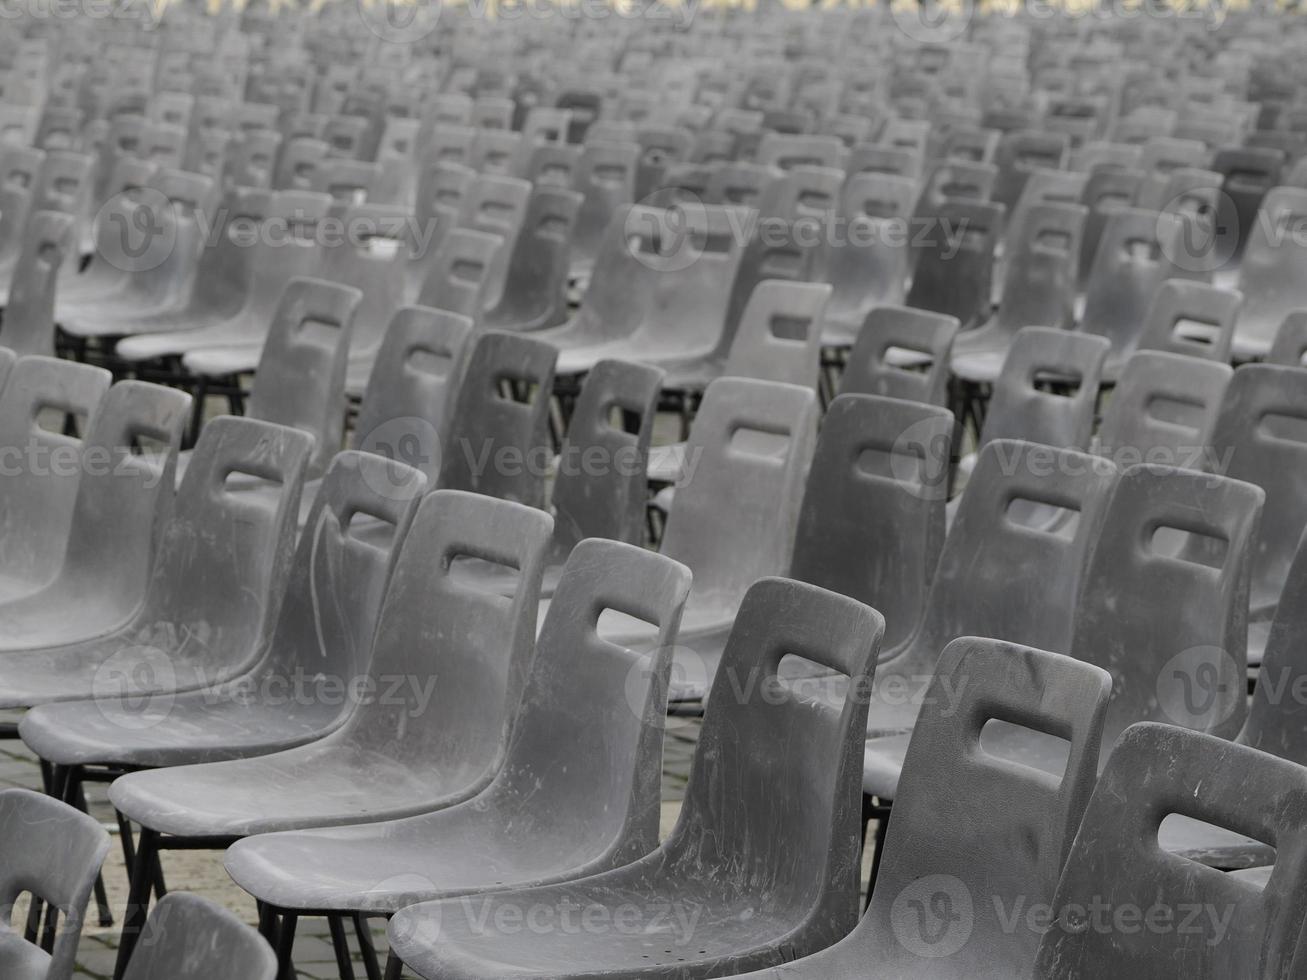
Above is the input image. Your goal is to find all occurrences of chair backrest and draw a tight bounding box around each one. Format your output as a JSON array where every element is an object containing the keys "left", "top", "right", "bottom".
[
  {"left": 892, "top": 440, "right": 1119, "bottom": 678},
  {"left": 1098, "top": 351, "right": 1231, "bottom": 473},
  {"left": 353, "top": 306, "right": 474, "bottom": 484},
  {"left": 1080, "top": 207, "right": 1184, "bottom": 357},
  {"left": 757, "top": 132, "right": 845, "bottom": 171},
  {"left": 993, "top": 200, "right": 1086, "bottom": 333},
  {"left": 570, "top": 139, "right": 638, "bottom": 271},
  {"left": 0, "top": 788, "right": 110, "bottom": 980},
  {"left": 415, "top": 226, "right": 502, "bottom": 319},
  {"left": 553, "top": 359, "right": 662, "bottom": 553},
  {"left": 905, "top": 198, "right": 1004, "bottom": 327},
  {"left": 666, "top": 579, "right": 884, "bottom": 953},
  {"left": 846, "top": 142, "right": 922, "bottom": 182},
  {"left": 1076, "top": 164, "right": 1147, "bottom": 286},
  {"left": 661, "top": 377, "right": 818, "bottom": 604},
  {"left": 175, "top": 186, "right": 271, "bottom": 325},
  {"left": 1236, "top": 187, "right": 1307, "bottom": 354},
  {"left": 132, "top": 417, "right": 313, "bottom": 684},
  {"left": 1207, "top": 364, "right": 1307, "bottom": 618},
  {"left": 1036, "top": 723, "right": 1307, "bottom": 979},
  {"left": 123, "top": 892, "right": 276, "bottom": 980},
  {"left": 1136, "top": 280, "right": 1242, "bottom": 363},
  {"left": 722, "top": 166, "right": 841, "bottom": 355},
  {"left": 480, "top": 540, "right": 691, "bottom": 868},
  {"left": 256, "top": 451, "right": 425, "bottom": 711},
  {"left": 336, "top": 490, "right": 551, "bottom": 792},
  {"left": 839, "top": 306, "right": 958, "bottom": 406},
  {"left": 823, "top": 172, "right": 916, "bottom": 326},
  {"left": 247, "top": 277, "right": 362, "bottom": 475},
  {"left": 438, "top": 331, "right": 557, "bottom": 508},
  {"left": 225, "top": 129, "right": 281, "bottom": 189},
  {"left": 1004, "top": 167, "right": 1088, "bottom": 256},
  {"left": 791, "top": 393, "right": 952, "bottom": 650},
  {"left": 0, "top": 356, "right": 110, "bottom": 588},
  {"left": 484, "top": 184, "right": 582, "bottom": 333},
  {"left": 724, "top": 280, "right": 830, "bottom": 389},
  {"left": 4, "top": 209, "right": 74, "bottom": 357},
  {"left": 993, "top": 128, "right": 1071, "bottom": 209},
  {"left": 979, "top": 327, "right": 1109, "bottom": 454},
  {"left": 863, "top": 639, "right": 1112, "bottom": 976},
  {"left": 315, "top": 202, "right": 409, "bottom": 355},
  {"left": 1070, "top": 465, "right": 1262, "bottom": 748}
]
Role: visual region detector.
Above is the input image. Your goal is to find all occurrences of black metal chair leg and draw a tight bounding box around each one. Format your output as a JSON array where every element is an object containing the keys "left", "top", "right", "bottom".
[
  {"left": 384, "top": 951, "right": 404, "bottom": 980},
  {"left": 113, "top": 827, "right": 158, "bottom": 980},
  {"left": 328, "top": 914, "right": 358, "bottom": 980},
  {"left": 354, "top": 913, "right": 383, "bottom": 980},
  {"left": 276, "top": 912, "right": 298, "bottom": 980}
]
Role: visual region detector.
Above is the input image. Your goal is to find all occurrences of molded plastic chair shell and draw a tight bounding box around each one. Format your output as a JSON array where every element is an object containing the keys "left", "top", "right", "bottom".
[
  {"left": 1269, "top": 311, "right": 1307, "bottom": 368},
  {"left": 905, "top": 199, "right": 1004, "bottom": 328},
  {"left": 1035, "top": 723, "right": 1307, "bottom": 980},
  {"left": 19, "top": 450, "right": 424, "bottom": 770},
  {"left": 760, "top": 639, "right": 1110, "bottom": 979},
  {"left": 3, "top": 210, "right": 74, "bottom": 356},
  {"left": 388, "top": 578, "right": 885, "bottom": 980},
  {"left": 0, "top": 789, "right": 110, "bottom": 980},
  {"left": 120, "top": 893, "right": 275, "bottom": 980},
  {"left": 838, "top": 306, "right": 958, "bottom": 406},
  {"left": 1233, "top": 187, "right": 1307, "bottom": 360},
  {"left": 792, "top": 393, "right": 952, "bottom": 650},
  {"left": 483, "top": 185, "right": 583, "bottom": 334},
  {"left": 1134, "top": 280, "right": 1242, "bottom": 367},
  {"left": 108, "top": 490, "right": 552, "bottom": 839},
  {"left": 222, "top": 539, "right": 691, "bottom": 916}
]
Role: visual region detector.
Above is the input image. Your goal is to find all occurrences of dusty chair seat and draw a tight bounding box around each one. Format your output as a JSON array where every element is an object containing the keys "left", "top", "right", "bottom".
[
  {"left": 388, "top": 579, "right": 885, "bottom": 980},
  {"left": 120, "top": 893, "right": 275, "bottom": 980},
  {"left": 223, "top": 539, "right": 691, "bottom": 917}
]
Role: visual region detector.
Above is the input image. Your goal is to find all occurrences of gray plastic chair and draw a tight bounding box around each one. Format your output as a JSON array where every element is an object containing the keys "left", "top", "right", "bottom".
[
  {"left": 450, "top": 172, "right": 532, "bottom": 311},
  {"left": 1233, "top": 187, "right": 1307, "bottom": 361},
  {"left": 1078, "top": 206, "right": 1185, "bottom": 366},
  {"left": 0, "top": 416, "right": 312, "bottom": 712},
  {"left": 747, "top": 639, "right": 1110, "bottom": 980},
  {"left": 838, "top": 306, "right": 959, "bottom": 406},
  {"left": 1213, "top": 146, "right": 1284, "bottom": 261},
  {"left": 1035, "top": 723, "right": 1307, "bottom": 980},
  {"left": 1070, "top": 464, "right": 1262, "bottom": 751},
  {"left": 757, "top": 132, "right": 845, "bottom": 171},
  {"left": 820, "top": 172, "right": 916, "bottom": 346},
  {"left": 0, "top": 789, "right": 110, "bottom": 980},
  {"left": 183, "top": 277, "right": 362, "bottom": 476},
  {"left": 1205, "top": 365, "right": 1307, "bottom": 671},
  {"left": 570, "top": 139, "right": 638, "bottom": 280},
  {"left": 1096, "top": 351, "right": 1231, "bottom": 473},
  {"left": 970, "top": 327, "right": 1109, "bottom": 468},
  {"left": 115, "top": 190, "right": 334, "bottom": 363},
  {"left": 905, "top": 199, "right": 1004, "bottom": 328},
  {"left": 1269, "top": 311, "right": 1307, "bottom": 368},
  {"left": 993, "top": 128, "right": 1071, "bottom": 209},
  {"left": 866, "top": 439, "right": 1118, "bottom": 738},
  {"left": 438, "top": 330, "right": 557, "bottom": 508},
  {"left": 951, "top": 201, "right": 1086, "bottom": 383},
  {"left": 0, "top": 356, "right": 110, "bottom": 602},
  {"left": 108, "top": 491, "right": 552, "bottom": 971},
  {"left": 1133, "top": 279, "right": 1242, "bottom": 369},
  {"left": 482, "top": 184, "right": 583, "bottom": 334},
  {"left": 18, "top": 451, "right": 423, "bottom": 775},
  {"left": 1076, "top": 164, "right": 1147, "bottom": 288},
  {"left": 223, "top": 540, "right": 690, "bottom": 968},
  {"left": 121, "top": 893, "right": 275, "bottom": 980},
  {"left": 792, "top": 393, "right": 952, "bottom": 651},
  {"left": 846, "top": 143, "right": 923, "bottom": 182},
  {"left": 2, "top": 210, "right": 74, "bottom": 357},
  {"left": 388, "top": 577, "right": 885, "bottom": 980},
  {"left": 414, "top": 226, "right": 503, "bottom": 320},
  {"left": 0, "top": 379, "right": 188, "bottom": 651}
]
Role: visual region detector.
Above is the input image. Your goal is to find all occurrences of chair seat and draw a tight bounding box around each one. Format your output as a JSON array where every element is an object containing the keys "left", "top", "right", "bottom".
[
  {"left": 109, "top": 738, "right": 490, "bottom": 839},
  {"left": 389, "top": 875, "right": 813, "bottom": 980},
  {"left": 224, "top": 793, "right": 627, "bottom": 915},
  {"left": 182, "top": 343, "right": 263, "bottom": 378},
  {"left": 646, "top": 442, "right": 689, "bottom": 484},
  {"left": 17, "top": 675, "right": 350, "bottom": 768},
  {"left": 0, "top": 585, "right": 142, "bottom": 652},
  {"left": 950, "top": 348, "right": 1007, "bottom": 384}
]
